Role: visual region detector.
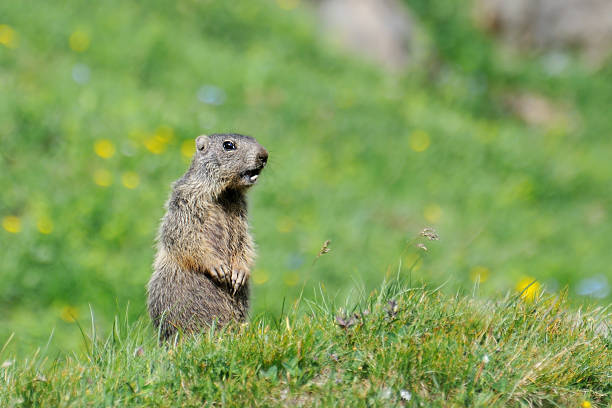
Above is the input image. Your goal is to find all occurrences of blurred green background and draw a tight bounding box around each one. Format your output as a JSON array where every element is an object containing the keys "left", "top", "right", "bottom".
[{"left": 1, "top": 0, "right": 611, "bottom": 355}]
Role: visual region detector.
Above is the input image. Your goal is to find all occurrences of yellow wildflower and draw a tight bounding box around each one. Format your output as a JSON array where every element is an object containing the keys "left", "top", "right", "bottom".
[
  {"left": 516, "top": 277, "right": 541, "bottom": 302},
  {"left": 121, "top": 172, "right": 140, "bottom": 189},
  {"left": 60, "top": 305, "right": 78, "bottom": 322},
  {"left": 37, "top": 216, "right": 53, "bottom": 234},
  {"left": 181, "top": 140, "right": 195, "bottom": 158},
  {"left": 144, "top": 136, "right": 166, "bottom": 154},
  {"left": 2, "top": 216, "right": 21, "bottom": 233},
  {"left": 0, "top": 25, "right": 17, "bottom": 49},
  {"left": 409, "top": 130, "right": 430, "bottom": 152},
  {"left": 69, "top": 29, "right": 90, "bottom": 52},
  {"left": 155, "top": 125, "right": 174, "bottom": 143},
  {"left": 469, "top": 266, "right": 490, "bottom": 283},
  {"left": 94, "top": 139, "right": 116, "bottom": 159}
]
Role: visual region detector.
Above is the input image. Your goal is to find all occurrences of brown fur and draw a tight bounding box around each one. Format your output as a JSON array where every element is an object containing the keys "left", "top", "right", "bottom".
[{"left": 147, "top": 133, "right": 268, "bottom": 341}]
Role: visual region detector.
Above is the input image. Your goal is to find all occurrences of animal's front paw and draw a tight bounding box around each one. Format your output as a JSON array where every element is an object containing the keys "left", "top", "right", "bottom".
[
  {"left": 207, "top": 264, "right": 230, "bottom": 286},
  {"left": 231, "top": 269, "right": 250, "bottom": 295}
]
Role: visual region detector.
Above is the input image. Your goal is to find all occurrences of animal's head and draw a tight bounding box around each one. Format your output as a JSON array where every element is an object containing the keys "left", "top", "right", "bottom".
[{"left": 191, "top": 133, "right": 268, "bottom": 191}]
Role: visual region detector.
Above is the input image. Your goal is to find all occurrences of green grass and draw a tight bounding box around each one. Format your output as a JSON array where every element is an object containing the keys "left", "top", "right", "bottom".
[
  {"left": 1, "top": 0, "right": 612, "bottom": 373},
  {"left": 1, "top": 279, "right": 610, "bottom": 407}
]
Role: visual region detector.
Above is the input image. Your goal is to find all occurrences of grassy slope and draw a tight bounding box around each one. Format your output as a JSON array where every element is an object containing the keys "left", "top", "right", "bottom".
[
  {"left": 1, "top": 281, "right": 610, "bottom": 407},
  {"left": 2, "top": 1, "right": 611, "bottom": 405},
  {"left": 1, "top": 0, "right": 611, "bottom": 365}
]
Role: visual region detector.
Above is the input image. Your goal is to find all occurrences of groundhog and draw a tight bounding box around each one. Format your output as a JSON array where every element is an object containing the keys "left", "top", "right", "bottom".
[{"left": 147, "top": 133, "right": 268, "bottom": 341}]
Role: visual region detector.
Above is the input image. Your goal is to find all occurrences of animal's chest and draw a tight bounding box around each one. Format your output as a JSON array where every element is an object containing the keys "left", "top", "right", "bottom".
[
  {"left": 224, "top": 213, "right": 249, "bottom": 254},
  {"left": 204, "top": 206, "right": 250, "bottom": 257}
]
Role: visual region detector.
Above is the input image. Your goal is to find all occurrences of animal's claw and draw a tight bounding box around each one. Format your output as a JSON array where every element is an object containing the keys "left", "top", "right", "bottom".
[
  {"left": 207, "top": 265, "right": 233, "bottom": 287},
  {"left": 208, "top": 267, "right": 220, "bottom": 280},
  {"left": 223, "top": 265, "right": 232, "bottom": 287},
  {"left": 232, "top": 269, "right": 249, "bottom": 295},
  {"left": 230, "top": 269, "right": 238, "bottom": 292},
  {"left": 210, "top": 265, "right": 249, "bottom": 294},
  {"left": 238, "top": 273, "right": 247, "bottom": 291}
]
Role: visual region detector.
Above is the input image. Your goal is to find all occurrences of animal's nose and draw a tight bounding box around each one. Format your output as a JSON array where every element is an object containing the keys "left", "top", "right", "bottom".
[{"left": 257, "top": 149, "right": 268, "bottom": 166}]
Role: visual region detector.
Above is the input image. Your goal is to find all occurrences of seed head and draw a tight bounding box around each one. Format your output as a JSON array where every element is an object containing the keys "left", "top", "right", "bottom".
[{"left": 420, "top": 227, "right": 440, "bottom": 241}]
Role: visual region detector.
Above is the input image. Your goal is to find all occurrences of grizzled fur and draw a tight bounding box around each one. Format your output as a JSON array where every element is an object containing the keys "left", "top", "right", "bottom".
[{"left": 147, "top": 133, "right": 268, "bottom": 341}]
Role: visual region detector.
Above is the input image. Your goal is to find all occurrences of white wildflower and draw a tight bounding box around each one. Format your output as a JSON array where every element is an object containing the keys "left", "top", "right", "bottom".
[{"left": 400, "top": 389, "right": 412, "bottom": 401}]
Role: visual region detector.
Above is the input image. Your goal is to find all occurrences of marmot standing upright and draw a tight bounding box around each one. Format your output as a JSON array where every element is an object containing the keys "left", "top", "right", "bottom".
[{"left": 147, "top": 133, "right": 268, "bottom": 340}]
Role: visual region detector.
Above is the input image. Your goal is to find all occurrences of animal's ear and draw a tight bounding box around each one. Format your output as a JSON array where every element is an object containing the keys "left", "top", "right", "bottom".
[{"left": 195, "top": 135, "right": 209, "bottom": 151}]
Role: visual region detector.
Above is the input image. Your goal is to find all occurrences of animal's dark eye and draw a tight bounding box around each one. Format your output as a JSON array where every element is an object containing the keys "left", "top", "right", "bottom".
[{"left": 223, "top": 141, "right": 236, "bottom": 151}]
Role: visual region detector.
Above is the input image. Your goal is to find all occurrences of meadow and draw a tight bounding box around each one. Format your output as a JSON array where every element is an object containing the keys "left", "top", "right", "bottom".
[
  {"left": 0, "top": 0, "right": 611, "bottom": 401},
  {"left": 1, "top": 281, "right": 610, "bottom": 406}
]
